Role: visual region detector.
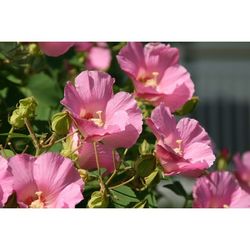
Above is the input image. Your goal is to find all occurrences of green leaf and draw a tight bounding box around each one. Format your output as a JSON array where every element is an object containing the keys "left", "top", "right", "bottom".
[
  {"left": 1, "top": 149, "right": 15, "bottom": 158},
  {"left": 174, "top": 96, "right": 199, "bottom": 116},
  {"left": 111, "top": 185, "right": 139, "bottom": 207},
  {"left": 164, "top": 181, "right": 187, "bottom": 197},
  {"left": 133, "top": 199, "right": 147, "bottom": 208},
  {"left": 134, "top": 154, "right": 156, "bottom": 178},
  {"left": 26, "top": 73, "right": 62, "bottom": 107},
  {"left": 0, "top": 133, "right": 31, "bottom": 139},
  {"left": 6, "top": 74, "right": 22, "bottom": 85}
]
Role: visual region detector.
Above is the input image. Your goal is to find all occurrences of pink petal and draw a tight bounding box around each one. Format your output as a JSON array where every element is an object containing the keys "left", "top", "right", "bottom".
[
  {"left": 74, "top": 42, "right": 94, "bottom": 51},
  {"left": 78, "top": 142, "right": 119, "bottom": 173},
  {"left": 61, "top": 82, "right": 85, "bottom": 118},
  {"left": 146, "top": 103, "right": 179, "bottom": 144},
  {"left": 117, "top": 42, "right": 146, "bottom": 78},
  {"left": 156, "top": 65, "right": 194, "bottom": 111},
  {"left": 104, "top": 92, "right": 143, "bottom": 148},
  {"left": 0, "top": 156, "right": 13, "bottom": 207},
  {"left": 74, "top": 71, "right": 115, "bottom": 114},
  {"left": 33, "top": 152, "right": 83, "bottom": 206},
  {"left": 193, "top": 171, "right": 240, "bottom": 208},
  {"left": 183, "top": 142, "right": 215, "bottom": 167},
  {"left": 177, "top": 118, "right": 213, "bottom": 148},
  {"left": 49, "top": 183, "right": 83, "bottom": 208},
  {"left": 38, "top": 42, "right": 74, "bottom": 57},
  {"left": 144, "top": 43, "right": 179, "bottom": 79},
  {"left": 86, "top": 47, "right": 112, "bottom": 71},
  {"left": 8, "top": 154, "right": 37, "bottom": 207},
  {"left": 234, "top": 152, "right": 250, "bottom": 185}
]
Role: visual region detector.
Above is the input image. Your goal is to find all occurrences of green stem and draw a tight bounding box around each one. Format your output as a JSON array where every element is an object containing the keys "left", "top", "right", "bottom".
[
  {"left": 5, "top": 127, "right": 14, "bottom": 148},
  {"left": 24, "top": 118, "right": 40, "bottom": 156},
  {"left": 109, "top": 176, "right": 135, "bottom": 190},
  {"left": 93, "top": 142, "right": 105, "bottom": 189},
  {"left": 106, "top": 150, "right": 118, "bottom": 186}
]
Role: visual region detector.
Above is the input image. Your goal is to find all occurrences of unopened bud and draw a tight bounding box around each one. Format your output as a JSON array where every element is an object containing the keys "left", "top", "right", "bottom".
[
  {"left": 51, "top": 111, "right": 71, "bottom": 136},
  {"left": 78, "top": 169, "right": 89, "bottom": 183},
  {"left": 9, "top": 96, "right": 37, "bottom": 128},
  {"left": 87, "top": 190, "right": 109, "bottom": 208}
]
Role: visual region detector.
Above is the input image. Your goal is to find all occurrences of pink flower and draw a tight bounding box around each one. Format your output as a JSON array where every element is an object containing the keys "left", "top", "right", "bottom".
[
  {"left": 38, "top": 42, "right": 111, "bottom": 71},
  {"left": 234, "top": 151, "right": 250, "bottom": 189},
  {"left": 38, "top": 42, "right": 74, "bottom": 57},
  {"left": 86, "top": 46, "right": 111, "bottom": 71},
  {"left": 193, "top": 171, "right": 250, "bottom": 208},
  {"left": 0, "top": 156, "right": 13, "bottom": 207},
  {"left": 146, "top": 103, "right": 215, "bottom": 176},
  {"left": 61, "top": 70, "right": 143, "bottom": 148},
  {"left": 66, "top": 126, "right": 120, "bottom": 173},
  {"left": 9, "top": 153, "right": 84, "bottom": 208},
  {"left": 117, "top": 42, "right": 195, "bottom": 112}
]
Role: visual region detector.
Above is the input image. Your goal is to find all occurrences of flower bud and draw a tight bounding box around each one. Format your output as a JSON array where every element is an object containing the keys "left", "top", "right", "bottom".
[
  {"left": 78, "top": 169, "right": 89, "bottom": 183},
  {"left": 87, "top": 190, "right": 109, "bottom": 208},
  {"left": 139, "top": 140, "right": 153, "bottom": 155},
  {"left": 51, "top": 111, "right": 71, "bottom": 136},
  {"left": 9, "top": 96, "right": 37, "bottom": 128}
]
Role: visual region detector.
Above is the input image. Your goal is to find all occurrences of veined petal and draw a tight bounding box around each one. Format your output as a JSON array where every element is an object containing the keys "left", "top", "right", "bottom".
[
  {"left": 74, "top": 71, "right": 114, "bottom": 114},
  {"left": 33, "top": 152, "right": 83, "bottom": 205},
  {"left": 117, "top": 42, "right": 146, "bottom": 78},
  {"left": 9, "top": 154, "right": 37, "bottom": 207},
  {"left": 78, "top": 142, "right": 119, "bottom": 173},
  {"left": 0, "top": 156, "right": 13, "bottom": 207},
  {"left": 177, "top": 118, "right": 212, "bottom": 148}
]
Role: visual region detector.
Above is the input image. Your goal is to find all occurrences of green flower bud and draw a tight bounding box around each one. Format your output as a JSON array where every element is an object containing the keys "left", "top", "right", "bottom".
[
  {"left": 78, "top": 169, "right": 89, "bottom": 183},
  {"left": 9, "top": 96, "right": 37, "bottom": 128},
  {"left": 61, "top": 136, "right": 78, "bottom": 161},
  {"left": 51, "top": 111, "right": 71, "bottom": 136},
  {"left": 134, "top": 154, "right": 156, "bottom": 178},
  {"left": 139, "top": 139, "right": 153, "bottom": 155},
  {"left": 87, "top": 190, "right": 109, "bottom": 208}
]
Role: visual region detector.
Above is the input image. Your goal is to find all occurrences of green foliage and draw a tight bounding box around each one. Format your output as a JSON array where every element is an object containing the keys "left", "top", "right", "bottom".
[{"left": 174, "top": 96, "right": 199, "bottom": 116}]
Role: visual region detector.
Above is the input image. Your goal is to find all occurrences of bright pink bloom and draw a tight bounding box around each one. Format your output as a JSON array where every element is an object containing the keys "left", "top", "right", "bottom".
[
  {"left": 86, "top": 46, "right": 111, "bottom": 71},
  {"left": 38, "top": 42, "right": 74, "bottom": 57},
  {"left": 61, "top": 70, "right": 143, "bottom": 148},
  {"left": 0, "top": 156, "right": 13, "bottom": 207},
  {"left": 147, "top": 103, "right": 215, "bottom": 176},
  {"left": 193, "top": 171, "right": 250, "bottom": 208},
  {"left": 9, "top": 153, "right": 84, "bottom": 208},
  {"left": 67, "top": 126, "right": 120, "bottom": 173},
  {"left": 234, "top": 151, "right": 250, "bottom": 189},
  {"left": 117, "top": 42, "right": 195, "bottom": 112}
]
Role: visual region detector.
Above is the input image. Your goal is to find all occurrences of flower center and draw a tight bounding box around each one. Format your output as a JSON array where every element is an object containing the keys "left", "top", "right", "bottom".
[
  {"left": 138, "top": 71, "right": 159, "bottom": 87},
  {"left": 80, "top": 110, "right": 104, "bottom": 127},
  {"left": 90, "top": 111, "right": 104, "bottom": 127},
  {"left": 173, "top": 139, "right": 183, "bottom": 156},
  {"left": 29, "top": 191, "right": 45, "bottom": 208}
]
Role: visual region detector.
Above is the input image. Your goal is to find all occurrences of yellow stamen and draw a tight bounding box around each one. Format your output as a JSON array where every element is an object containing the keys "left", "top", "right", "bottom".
[
  {"left": 29, "top": 191, "right": 45, "bottom": 208},
  {"left": 90, "top": 111, "right": 104, "bottom": 127},
  {"left": 144, "top": 72, "right": 159, "bottom": 87},
  {"left": 223, "top": 204, "right": 229, "bottom": 208},
  {"left": 173, "top": 139, "right": 182, "bottom": 155}
]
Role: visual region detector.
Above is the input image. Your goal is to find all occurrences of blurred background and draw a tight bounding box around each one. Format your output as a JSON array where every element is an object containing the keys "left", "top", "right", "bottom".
[{"left": 158, "top": 42, "right": 250, "bottom": 207}]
